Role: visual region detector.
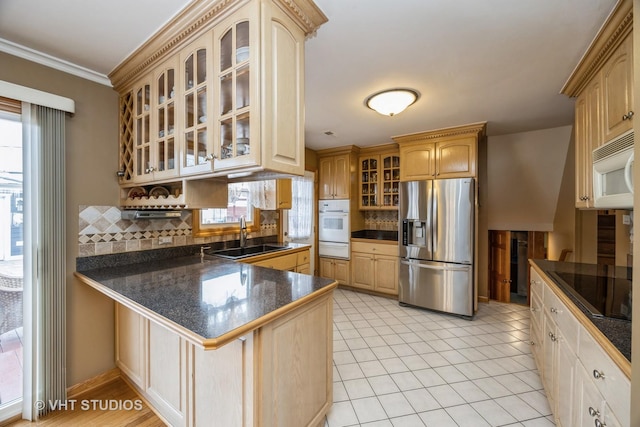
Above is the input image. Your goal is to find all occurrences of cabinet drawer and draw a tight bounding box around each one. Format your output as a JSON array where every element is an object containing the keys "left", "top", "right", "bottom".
[
  {"left": 252, "top": 253, "right": 298, "bottom": 271},
  {"left": 530, "top": 290, "right": 543, "bottom": 332},
  {"left": 351, "top": 241, "right": 398, "bottom": 256},
  {"left": 578, "top": 326, "right": 630, "bottom": 427},
  {"left": 543, "top": 282, "right": 579, "bottom": 353},
  {"left": 296, "top": 250, "right": 310, "bottom": 266},
  {"left": 529, "top": 268, "right": 543, "bottom": 300}
]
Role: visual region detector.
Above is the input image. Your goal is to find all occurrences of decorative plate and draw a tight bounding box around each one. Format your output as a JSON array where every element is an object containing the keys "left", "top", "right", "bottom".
[
  {"left": 149, "top": 186, "right": 170, "bottom": 198},
  {"left": 127, "top": 186, "right": 147, "bottom": 199}
]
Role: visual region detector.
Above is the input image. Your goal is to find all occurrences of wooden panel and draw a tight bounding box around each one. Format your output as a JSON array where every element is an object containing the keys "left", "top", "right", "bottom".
[
  {"left": 351, "top": 252, "right": 375, "bottom": 290},
  {"left": 435, "top": 137, "right": 476, "bottom": 178},
  {"left": 399, "top": 143, "right": 435, "bottom": 181},
  {"left": 115, "top": 303, "right": 145, "bottom": 388},
  {"left": 333, "top": 259, "right": 350, "bottom": 285},
  {"left": 318, "top": 157, "right": 334, "bottom": 199},
  {"left": 251, "top": 252, "right": 297, "bottom": 271},
  {"left": 276, "top": 178, "right": 293, "bottom": 209},
  {"left": 260, "top": 294, "right": 333, "bottom": 427},
  {"left": 333, "top": 154, "right": 350, "bottom": 199},
  {"left": 374, "top": 254, "right": 398, "bottom": 295},
  {"left": 147, "top": 321, "right": 186, "bottom": 426},
  {"left": 351, "top": 241, "right": 398, "bottom": 256},
  {"left": 602, "top": 34, "right": 633, "bottom": 142}
]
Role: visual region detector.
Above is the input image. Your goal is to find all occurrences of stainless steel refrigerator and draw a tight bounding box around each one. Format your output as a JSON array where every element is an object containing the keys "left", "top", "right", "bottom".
[{"left": 398, "top": 178, "right": 475, "bottom": 317}]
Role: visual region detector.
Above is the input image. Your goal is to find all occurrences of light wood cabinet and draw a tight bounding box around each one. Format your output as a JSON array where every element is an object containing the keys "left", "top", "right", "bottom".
[
  {"left": 393, "top": 123, "right": 485, "bottom": 181},
  {"left": 561, "top": 1, "right": 632, "bottom": 209},
  {"left": 574, "top": 76, "right": 602, "bottom": 208},
  {"left": 602, "top": 33, "right": 634, "bottom": 142},
  {"left": 350, "top": 241, "right": 399, "bottom": 295},
  {"left": 358, "top": 149, "right": 400, "bottom": 210},
  {"left": 243, "top": 248, "right": 309, "bottom": 272},
  {"left": 112, "top": 0, "right": 327, "bottom": 199},
  {"left": 249, "top": 178, "right": 292, "bottom": 210},
  {"left": 115, "top": 287, "right": 333, "bottom": 427},
  {"left": 319, "top": 257, "right": 350, "bottom": 285},
  {"left": 529, "top": 265, "right": 630, "bottom": 427},
  {"left": 318, "top": 154, "right": 351, "bottom": 199}
]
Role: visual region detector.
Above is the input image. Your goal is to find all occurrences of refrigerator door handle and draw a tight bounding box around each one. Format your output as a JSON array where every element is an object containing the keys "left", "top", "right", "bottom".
[{"left": 401, "top": 260, "right": 470, "bottom": 271}]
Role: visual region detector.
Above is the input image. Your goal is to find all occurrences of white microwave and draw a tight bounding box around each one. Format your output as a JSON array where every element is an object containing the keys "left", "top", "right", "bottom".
[{"left": 593, "top": 129, "right": 634, "bottom": 209}]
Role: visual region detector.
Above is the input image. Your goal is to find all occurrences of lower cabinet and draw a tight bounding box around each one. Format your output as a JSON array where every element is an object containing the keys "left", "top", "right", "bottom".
[
  {"left": 350, "top": 241, "right": 399, "bottom": 295},
  {"left": 243, "top": 249, "right": 310, "bottom": 272},
  {"left": 529, "top": 266, "right": 630, "bottom": 427},
  {"left": 115, "top": 291, "right": 333, "bottom": 427},
  {"left": 319, "top": 257, "right": 350, "bottom": 285}
]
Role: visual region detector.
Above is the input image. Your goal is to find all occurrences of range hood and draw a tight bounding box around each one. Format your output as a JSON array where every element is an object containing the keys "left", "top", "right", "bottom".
[{"left": 121, "top": 210, "right": 183, "bottom": 220}]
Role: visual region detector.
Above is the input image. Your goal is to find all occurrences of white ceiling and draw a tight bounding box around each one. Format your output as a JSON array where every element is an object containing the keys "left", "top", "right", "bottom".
[{"left": 0, "top": 0, "right": 618, "bottom": 150}]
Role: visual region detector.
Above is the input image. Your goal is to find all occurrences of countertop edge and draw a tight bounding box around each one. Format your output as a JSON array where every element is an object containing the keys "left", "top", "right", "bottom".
[
  {"left": 235, "top": 244, "right": 310, "bottom": 263},
  {"left": 529, "top": 261, "right": 631, "bottom": 380},
  {"left": 74, "top": 269, "right": 337, "bottom": 351}
]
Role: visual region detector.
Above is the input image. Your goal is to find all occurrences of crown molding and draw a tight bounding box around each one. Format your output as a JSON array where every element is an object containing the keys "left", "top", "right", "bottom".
[
  {"left": 0, "top": 38, "right": 112, "bottom": 87},
  {"left": 392, "top": 122, "right": 488, "bottom": 144}
]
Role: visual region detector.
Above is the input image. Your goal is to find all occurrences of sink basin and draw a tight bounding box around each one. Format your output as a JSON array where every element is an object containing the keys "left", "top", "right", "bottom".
[{"left": 207, "top": 244, "right": 289, "bottom": 260}]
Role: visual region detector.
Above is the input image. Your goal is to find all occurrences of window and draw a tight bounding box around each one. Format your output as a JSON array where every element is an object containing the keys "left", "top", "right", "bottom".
[{"left": 192, "top": 182, "right": 260, "bottom": 237}]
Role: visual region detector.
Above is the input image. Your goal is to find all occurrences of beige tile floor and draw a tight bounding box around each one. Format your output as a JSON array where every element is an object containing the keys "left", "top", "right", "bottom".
[{"left": 325, "top": 288, "right": 554, "bottom": 427}]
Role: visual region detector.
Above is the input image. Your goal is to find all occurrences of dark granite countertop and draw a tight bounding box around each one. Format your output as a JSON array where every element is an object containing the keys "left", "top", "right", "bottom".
[
  {"left": 75, "top": 253, "right": 336, "bottom": 350},
  {"left": 351, "top": 229, "right": 398, "bottom": 241},
  {"left": 530, "top": 259, "right": 631, "bottom": 365}
]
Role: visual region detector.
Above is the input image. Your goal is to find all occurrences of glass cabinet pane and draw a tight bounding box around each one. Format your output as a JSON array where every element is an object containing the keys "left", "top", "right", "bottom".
[
  {"left": 185, "top": 131, "right": 195, "bottom": 167},
  {"left": 237, "top": 66, "right": 250, "bottom": 109},
  {"left": 197, "top": 88, "right": 207, "bottom": 122},
  {"left": 158, "top": 108, "right": 165, "bottom": 137},
  {"left": 221, "top": 29, "right": 232, "bottom": 71},
  {"left": 197, "top": 49, "right": 206, "bottom": 85},
  {"left": 197, "top": 129, "right": 207, "bottom": 163},
  {"left": 185, "top": 54, "right": 194, "bottom": 90},
  {"left": 158, "top": 74, "right": 165, "bottom": 103},
  {"left": 158, "top": 141, "right": 165, "bottom": 171},
  {"left": 167, "top": 70, "right": 175, "bottom": 99},
  {"left": 236, "top": 21, "right": 249, "bottom": 64},
  {"left": 185, "top": 92, "right": 194, "bottom": 128},
  {"left": 220, "top": 118, "right": 232, "bottom": 159},
  {"left": 220, "top": 72, "right": 232, "bottom": 115},
  {"left": 167, "top": 138, "right": 175, "bottom": 170},
  {"left": 143, "top": 115, "right": 149, "bottom": 143},
  {"left": 236, "top": 113, "right": 250, "bottom": 156},
  {"left": 168, "top": 102, "right": 174, "bottom": 136}
]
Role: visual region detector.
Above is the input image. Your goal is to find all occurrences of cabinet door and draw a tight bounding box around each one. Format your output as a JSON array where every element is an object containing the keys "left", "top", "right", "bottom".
[
  {"left": 334, "top": 259, "right": 350, "bottom": 285},
  {"left": 435, "top": 137, "right": 476, "bottom": 178},
  {"left": 151, "top": 59, "right": 179, "bottom": 181},
  {"left": 318, "top": 157, "right": 335, "bottom": 199},
  {"left": 118, "top": 91, "right": 135, "bottom": 184},
  {"left": 374, "top": 254, "right": 398, "bottom": 295},
  {"left": 400, "top": 142, "right": 435, "bottom": 181},
  {"left": 574, "top": 363, "right": 605, "bottom": 427},
  {"left": 359, "top": 156, "right": 379, "bottom": 209},
  {"left": 180, "top": 36, "right": 215, "bottom": 176},
  {"left": 213, "top": 4, "right": 260, "bottom": 172},
  {"left": 603, "top": 34, "right": 634, "bottom": 142},
  {"left": 351, "top": 252, "right": 375, "bottom": 290},
  {"left": 542, "top": 312, "right": 556, "bottom": 410},
  {"left": 333, "top": 154, "right": 351, "bottom": 199},
  {"left": 276, "top": 178, "right": 292, "bottom": 209},
  {"left": 380, "top": 154, "right": 400, "bottom": 208},
  {"left": 133, "top": 79, "right": 154, "bottom": 183},
  {"left": 319, "top": 257, "right": 334, "bottom": 278},
  {"left": 556, "top": 333, "right": 576, "bottom": 427},
  {"left": 574, "top": 76, "right": 602, "bottom": 208}
]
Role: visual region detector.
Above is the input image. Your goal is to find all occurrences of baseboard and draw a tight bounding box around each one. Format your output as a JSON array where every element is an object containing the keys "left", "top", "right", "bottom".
[
  {"left": 337, "top": 284, "right": 398, "bottom": 300},
  {"left": 478, "top": 296, "right": 489, "bottom": 303},
  {"left": 66, "top": 367, "right": 121, "bottom": 399}
]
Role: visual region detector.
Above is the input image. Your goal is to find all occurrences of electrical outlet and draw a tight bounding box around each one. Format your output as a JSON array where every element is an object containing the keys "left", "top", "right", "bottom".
[
  {"left": 623, "top": 214, "right": 631, "bottom": 225},
  {"left": 159, "top": 236, "right": 172, "bottom": 245}
]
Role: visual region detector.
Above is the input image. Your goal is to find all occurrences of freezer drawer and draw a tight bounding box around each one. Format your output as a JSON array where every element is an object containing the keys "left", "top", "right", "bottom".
[{"left": 399, "top": 259, "right": 473, "bottom": 317}]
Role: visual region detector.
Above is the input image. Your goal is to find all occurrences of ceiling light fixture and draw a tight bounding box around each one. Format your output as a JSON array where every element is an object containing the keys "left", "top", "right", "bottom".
[{"left": 365, "top": 88, "right": 419, "bottom": 116}]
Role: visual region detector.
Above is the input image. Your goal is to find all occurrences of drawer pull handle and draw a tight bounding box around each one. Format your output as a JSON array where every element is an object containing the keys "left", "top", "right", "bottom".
[
  {"left": 548, "top": 332, "right": 557, "bottom": 342},
  {"left": 595, "top": 419, "right": 605, "bottom": 427},
  {"left": 588, "top": 406, "right": 600, "bottom": 417},
  {"left": 529, "top": 340, "right": 535, "bottom": 346},
  {"left": 550, "top": 307, "right": 557, "bottom": 313},
  {"left": 592, "top": 369, "right": 605, "bottom": 380}
]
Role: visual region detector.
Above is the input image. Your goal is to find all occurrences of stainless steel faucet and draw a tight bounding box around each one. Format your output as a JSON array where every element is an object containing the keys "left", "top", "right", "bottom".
[{"left": 239, "top": 215, "right": 247, "bottom": 248}]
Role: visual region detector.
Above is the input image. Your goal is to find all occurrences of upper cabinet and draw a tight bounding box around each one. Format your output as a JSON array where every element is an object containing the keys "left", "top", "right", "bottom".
[
  {"left": 318, "top": 150, "right": 356, "bottom": 200},
  {"left": 561, "top": 0, "right": 632, "bottom": 209},
  {"left": 358, "top": 145, "right": 400, "bottom": 210},
  {"left": 393, "top": 123, "right": 486, "bottom": 181},
  {"left": 112, "top": 0, "right": 328, "bottom": 197}
]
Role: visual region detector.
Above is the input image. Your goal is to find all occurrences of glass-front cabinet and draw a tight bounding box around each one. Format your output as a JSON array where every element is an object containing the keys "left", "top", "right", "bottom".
[
  {"left": 181, "top": 37, "right": 215, "bottom": 176},
  {"left": 113, "top": 0, "right": 327, "bottom": 200},
  {"left": 214, "top": 8, "right": 258, "bottom": 172},
  {"left": 359, "top": 151, "right": 400, "bottom": 210}
]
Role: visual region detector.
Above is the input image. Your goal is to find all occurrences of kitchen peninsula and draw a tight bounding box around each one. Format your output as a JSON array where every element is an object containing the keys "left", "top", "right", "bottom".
[{"left": 75, "top": 251, "right": 336, "bottom": 427}]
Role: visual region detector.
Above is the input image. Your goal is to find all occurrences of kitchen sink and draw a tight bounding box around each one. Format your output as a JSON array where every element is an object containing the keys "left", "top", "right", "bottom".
[{"left": 207, "top": 244, "right": 289, "bottom": 260}]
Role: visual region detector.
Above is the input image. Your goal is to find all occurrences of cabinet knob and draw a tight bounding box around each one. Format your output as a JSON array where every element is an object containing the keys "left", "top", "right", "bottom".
[
  {"left": 145, "top": 166, "right": 155, "bottom": 173},
  {"left": 550, "top": 307, "right": 558, "bottom": 314},
  {"left": 595, "top": 419, "right": 605, "bottom": 427},
  {"left": 588, "top": 407, "right": 600, "bottom": 417},
  {"left": 622, "top": 110, "right": 634, "bottom": 120},
  {"left": 205, "top": 154, "right": 217, "bottom": 162},
  {"left": 529, "top": 340, "right": 535, "bottom": 345},
  {"left": 548, "top": 332, "right": 557, "bottom": 342},
  {"left": 592, "top": 369, "right": 605, "bottom": 380},
  {"left": 116, "top": 170, "right": 125, "bottom": 177}
]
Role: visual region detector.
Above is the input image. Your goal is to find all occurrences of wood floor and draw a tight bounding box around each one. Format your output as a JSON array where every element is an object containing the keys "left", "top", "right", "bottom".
[{"left": 5, "top": 377, "right": 165, "bottom": 426}]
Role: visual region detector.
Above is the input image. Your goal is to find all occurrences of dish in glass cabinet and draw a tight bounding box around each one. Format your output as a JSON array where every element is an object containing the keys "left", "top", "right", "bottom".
[
  {"left": 127, "top": 187, "right": 147, "bottom": 199},
  {"left": 149, "top": 186, "right": 170, "bottom": 198},
  {"left": 236, "top": 46, "right": 249, "bottom": 63}
]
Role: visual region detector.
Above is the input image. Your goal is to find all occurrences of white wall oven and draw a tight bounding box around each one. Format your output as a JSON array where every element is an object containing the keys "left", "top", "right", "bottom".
[
  {"left": 318, "top": 199, "right": 350, "bottom": 259},
  {"left": 593, "top": 129, "right": 634, "bottom": 209}
]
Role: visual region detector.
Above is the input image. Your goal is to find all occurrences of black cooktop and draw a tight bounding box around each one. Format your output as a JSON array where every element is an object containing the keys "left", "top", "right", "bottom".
[{"left": 548, "top": 268, "right": 632, "bottom": 321}]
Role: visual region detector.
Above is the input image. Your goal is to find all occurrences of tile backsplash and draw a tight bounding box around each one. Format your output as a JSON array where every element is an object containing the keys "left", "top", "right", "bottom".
[
  {"left": 78, "top": 205, "right": 278, "bottom": 257},
  {"left": 364, "top": 210, "right": 398, "bottom": 230}
]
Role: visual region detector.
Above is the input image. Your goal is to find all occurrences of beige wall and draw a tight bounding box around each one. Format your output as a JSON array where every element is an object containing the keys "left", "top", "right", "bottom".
[
  {"left": 487, "top": 126, "right": 572, "bottom": 231},
  {"left": 0, "top": 52, "right": 119, "bottom": 386}
]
